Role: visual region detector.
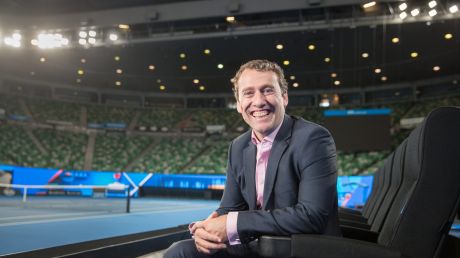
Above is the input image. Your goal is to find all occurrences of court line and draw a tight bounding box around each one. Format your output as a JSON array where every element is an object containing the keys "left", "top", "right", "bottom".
[{"left": 0, "top": 205, "right": 216, "bottom": 227}]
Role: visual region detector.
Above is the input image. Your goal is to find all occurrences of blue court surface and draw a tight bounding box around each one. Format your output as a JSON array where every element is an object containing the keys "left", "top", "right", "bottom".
[{"left": 0, "top": 196, "right": 219, "bottom": 255}]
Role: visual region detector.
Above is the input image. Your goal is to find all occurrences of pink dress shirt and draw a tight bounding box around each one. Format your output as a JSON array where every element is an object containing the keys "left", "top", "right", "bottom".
[{"left": 226, "top": 122, "right": 283, "bottom": 245}]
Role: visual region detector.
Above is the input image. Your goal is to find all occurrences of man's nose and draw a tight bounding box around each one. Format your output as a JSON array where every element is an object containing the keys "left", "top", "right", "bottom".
[{"left": 252, "top": 91, "right": 267, "bottom": 106}]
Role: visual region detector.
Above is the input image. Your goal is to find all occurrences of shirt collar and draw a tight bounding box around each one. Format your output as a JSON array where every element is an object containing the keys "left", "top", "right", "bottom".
[{"left": 251, "top": 120, "right": 283, "bottom": 145}]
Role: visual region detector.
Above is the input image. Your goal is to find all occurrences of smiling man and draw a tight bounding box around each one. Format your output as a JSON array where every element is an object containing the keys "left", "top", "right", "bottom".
[{"left": 164, "top": 60, "right": 340, "bottom": 258}]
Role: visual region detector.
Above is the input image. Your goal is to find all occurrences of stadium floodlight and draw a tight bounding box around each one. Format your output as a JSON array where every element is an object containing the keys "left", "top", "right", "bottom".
[
  {"left": 411, "top": 8, "right": 420, "bottom": 16},
  {"left": 399, "top": 11, "right": 408, "bottom": 19},
  {"left": 399, "top": 3, "right": 408, "bottom": 11},
  {"left": 109, "top": 33, "right": 118, "bottom": 41},
  {"left": 88, "top": 37, "right": 96, "bottom": 44},
  {"left": 79, "top": 31, "right": 88, "bottom": 38},
  {"left": 449, "top": 5, "right": 458, "bottom": 13},
  {"left": 78, "top": 38, "right": 87, "bottom": 45},
  {"left": 428, "top": 1, "right": 437, "bottom": 8},
  {"left": 33, "top": 33, "right": 70, "bottom": 49},
  {"left": 3, "top": 32, "right": 22, "bottom": 48},
  {"left": 362, "top": 1, "right": 376, "bottom": 9},
  {"left": 88, "top": 30, "right": 97, "bottom": 37},
  {"left": 429, "top": 9, "right": 437, "bottom": 17}
]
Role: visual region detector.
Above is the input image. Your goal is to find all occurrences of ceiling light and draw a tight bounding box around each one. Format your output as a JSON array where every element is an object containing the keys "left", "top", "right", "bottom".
[
  {"left": 289, "top": 75, "right": 296, "bottom": 80},
  {"left": 226, "top": 16, "right": 235, "bottom": 23},
  {"left": 399, "top": 3, "right": 408, "bottom": 11},
  {"left": 199, "top": 86, "right": 205, "bottom": 91},
  {"left": 118, "top": 24, "right": 130, "bottom": 30},
  {"left": 156, "top": 79, "right": 161, "bottom": 83},
  {"left": 181, "top": 65, "right": 188, "bottom": 71},
  {"left": 374, "top": 68, "right": 382, "bottom": 74},
  {"left": 428, "top": 9, "right": 437, "bottom": 17},
  {"left": 114, "top": 56, "right": 120, "bottom": 61},
  {"left": 179, "top": 53, "right": 186, "bottom": 59},
  {"left": 307, "top": 44, "right": 315, "bottom": 51},
  {"left": 79, "top": 31, "right": 87, "bottom": 38},
  {"left": 428, "top": 1, "right": 437, "bottom": 8},
  {"left": 78, "top": 38, "right": 87, "bottom": 45},
  {"left": 148, "top": 65, "right": 155, "bottom": 70},
  {"left": 76, "top": 78, "right": 81, "bottom": 83},
  {"left": 88, "top": 38, "right": 96, "bottom": 44},
  {"left": 444, "top": 33, "right": 453, "bottom": 40},
  {"left": 363, "top": 1, "right": 376, "bottom": 9},
  {"left": 116, "top": 69, "right": 123, "bottom": 74},
  {"left": 361, "top": 52, "right": 369, "bottom": 58},
  {"left": 410, "top": 52, "right": 418, "bottom": 58},
  {"left": 115, "top": 81, "right": 121, "bottom": 86},
  {"left": 217, "top": 63, "right": 224, "bottom": 69},
  {"left": 399, "top": 11, "right": 408, "bottom": 19},
  {"left": 449, "top": 5, "right": 459, "bottom": 13},
  {"left": 293, "top": 82, "right": 299, "bottom": 88},
  {"left": 411, "top": 8, "right": 420, "bottom": 16},
  {"left": 283, "top": 60, "right": 290, "bottom": 66},
  {"left": 433, "top": 66, "right": 440, "bottom": 71},
  {"left": 392, "top": 37, "right": 400, "bottom": 43},
  {"left": 276, "top": 44, "right": 283, "bottom": 50},
  {"left": 77, "top": 69, "right": 84, "bottom": 75},
  {"left": 40, "top": 57, "right": 46, "bottom": 62},
  {"left": 109, "top": 33, "right": 118, "bottom": 41},
  {"left": 331, "top": 73, "right": 337, "bottom": 78},
  {"left": 381, "top": 76, "right": 388, "bottom": 81},
  {"left": 81, "top": 58, "right": 86, "bottom": 63},
  {"left": 324, "top": 57, "right": 331, "bottom": 63},
  {"left": 159, "top": 85, "right": 166, "bottom": 90},
  {"left": 334, "top": 80, "right": 341, "bottom": 86},
  {"left": 204, "top": 49, "right": 211, "bottom": 55},
  {"left": 88, "top": 30, "right": 97, "bottom": 37},
  {"left": 193, "top": 79, "right": 200, "bottom": 84}
]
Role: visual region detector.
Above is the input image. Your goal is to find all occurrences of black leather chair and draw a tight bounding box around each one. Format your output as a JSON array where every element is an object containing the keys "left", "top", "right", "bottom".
[{"left": 256, "top": 107, "right": 460, "bottom": 258}]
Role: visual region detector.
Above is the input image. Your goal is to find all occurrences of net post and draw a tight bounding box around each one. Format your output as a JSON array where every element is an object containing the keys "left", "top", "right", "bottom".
[
  {"left": 22, "top": 186, "right": 28, "bottom": 203},
  {"left": 126, "top": 185, "right": 131, "bottom": 213}
]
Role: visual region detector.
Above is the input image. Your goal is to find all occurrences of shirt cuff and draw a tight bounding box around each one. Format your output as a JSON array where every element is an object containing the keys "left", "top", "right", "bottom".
[{"left": 226, "top": 211, "right": 241, "bottom": 245}]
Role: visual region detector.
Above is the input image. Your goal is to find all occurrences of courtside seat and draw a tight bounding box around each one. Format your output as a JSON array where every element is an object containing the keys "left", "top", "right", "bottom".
[{"left": 256, "top": 107, "right": 460, "bottom": 258}]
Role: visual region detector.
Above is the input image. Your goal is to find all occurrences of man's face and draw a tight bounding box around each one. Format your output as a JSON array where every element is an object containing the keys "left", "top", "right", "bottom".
[{"left": 236, "top": 69, "right": 288, "bottom": 140}]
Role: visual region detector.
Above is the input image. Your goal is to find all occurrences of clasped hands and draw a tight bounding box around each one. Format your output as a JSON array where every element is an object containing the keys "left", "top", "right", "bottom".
[{"left": 190, "top": 211, "right": 228, "bottom": 254}]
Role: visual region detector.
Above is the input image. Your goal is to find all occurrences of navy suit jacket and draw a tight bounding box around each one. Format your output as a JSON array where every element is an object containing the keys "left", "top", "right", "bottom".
[{"left": 216, "top": 115, "right": 341, "bottom": 243}]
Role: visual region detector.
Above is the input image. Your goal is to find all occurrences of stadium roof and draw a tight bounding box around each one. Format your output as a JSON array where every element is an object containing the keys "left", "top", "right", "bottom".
[{"left": 0, "top": 0, "right": 459, "bottom": 95}]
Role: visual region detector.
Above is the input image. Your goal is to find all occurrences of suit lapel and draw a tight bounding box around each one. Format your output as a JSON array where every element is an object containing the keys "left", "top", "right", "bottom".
[
  {"left": 243, "top": 142, "right": 257, "bottom": 210},
  {"left": 262, "top": 115, "right": 294, "bottom": 209}
]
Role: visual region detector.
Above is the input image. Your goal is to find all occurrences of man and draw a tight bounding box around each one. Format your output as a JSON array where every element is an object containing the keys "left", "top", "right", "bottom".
[{"left": 164, "top": 60, "right": 340, "bottom": 257}]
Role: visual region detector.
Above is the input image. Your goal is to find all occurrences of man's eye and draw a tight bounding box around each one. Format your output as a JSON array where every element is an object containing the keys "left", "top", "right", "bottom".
[
  {"left": 263, "top": 88, "right": 274, "bottom": 95},
  {"left": 242, "top": 91, "right": 253, "bottom": 97}
]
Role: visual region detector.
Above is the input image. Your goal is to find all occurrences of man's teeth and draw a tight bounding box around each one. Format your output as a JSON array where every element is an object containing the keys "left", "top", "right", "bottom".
[{"left": 252, "top": 110, "right": 269, "bottom": 117}]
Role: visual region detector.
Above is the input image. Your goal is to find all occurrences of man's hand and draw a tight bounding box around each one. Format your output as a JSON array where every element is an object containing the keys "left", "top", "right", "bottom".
[{"left": 191, "top": 213, "right": 229, "bottom": 254}]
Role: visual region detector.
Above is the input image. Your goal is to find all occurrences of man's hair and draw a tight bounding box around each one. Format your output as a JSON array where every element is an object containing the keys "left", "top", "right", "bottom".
[{"left": 231, "top": 59, "right": 288, "bottom": 101}]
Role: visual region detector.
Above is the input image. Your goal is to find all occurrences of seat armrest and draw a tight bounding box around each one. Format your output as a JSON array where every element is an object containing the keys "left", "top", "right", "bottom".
[
  {"left": 291, "top": 234, "right": 406, "bottom": 258},
  {"left": 340, "top": 225, "right": 378, "bottom": 242},
  {"left": 255, "top": 235, "right": 291, "bottom": 258}
]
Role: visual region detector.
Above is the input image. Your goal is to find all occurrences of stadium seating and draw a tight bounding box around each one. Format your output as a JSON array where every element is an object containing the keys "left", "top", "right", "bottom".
[
  {"left": 27, "top": 99, "right": 81, "bottom": 124},
  {"left": 0, "top": 125, "right": 45, "bottom": 167},
  {"left": 254, "top": 106, "right": 460, "bottom": 258},
  {"left": 87, "top": 105, "right": 136, "bottom": 124},
  {"left": 138, "top": 108, "right": 189, "bottom": 130}
]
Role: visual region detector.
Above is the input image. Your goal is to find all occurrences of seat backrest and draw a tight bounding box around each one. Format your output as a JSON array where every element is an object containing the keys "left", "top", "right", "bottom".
[
  {"left": 370, "top": 139, "right": 407, "bottom": 232},
  {"left": 365, "top": 152, "right": 395, "bottom": 222},
  {"left": 363, "top": 153, "right": 394, "bottom": 219},
  {"left": 377, "top": 107, "right": 460, "bottom": 258}
]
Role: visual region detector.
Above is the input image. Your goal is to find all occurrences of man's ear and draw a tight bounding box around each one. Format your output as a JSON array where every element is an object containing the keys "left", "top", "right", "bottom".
[
  {"left": 236, "top": 100, "right": 242, "bottom": 113},
  {"left": 283, "top": 93, "right": 289, "bottom": 107}
]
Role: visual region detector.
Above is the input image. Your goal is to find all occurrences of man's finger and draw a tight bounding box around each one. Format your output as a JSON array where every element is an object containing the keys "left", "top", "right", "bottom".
[
  {"left": 190, "top": 221, "right": 204, "bottom": 234},
  {"left": 194, "top": 228, "right": 224, "bottom": 243},
  {"left": 194, "top": 235, "right": 227, "bottom": 251},
  {"left": 207, "top": 211, "right": 219, "bottom": 220}
]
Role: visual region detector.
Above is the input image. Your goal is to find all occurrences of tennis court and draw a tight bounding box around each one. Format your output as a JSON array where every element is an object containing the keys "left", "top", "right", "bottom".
[{"left": 0, "top": 196, "right": 219, "bottom": 255}]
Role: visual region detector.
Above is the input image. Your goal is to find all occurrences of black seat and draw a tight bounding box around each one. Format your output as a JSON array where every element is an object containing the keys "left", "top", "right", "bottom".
[{"left": 256, "top": 107, "right": 460, "bottom": 258}]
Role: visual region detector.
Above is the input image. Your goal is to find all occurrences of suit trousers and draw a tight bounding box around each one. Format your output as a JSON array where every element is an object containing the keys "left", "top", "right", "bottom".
[{"left": 163, "top": 239, "right": 263, "bottom": 258}]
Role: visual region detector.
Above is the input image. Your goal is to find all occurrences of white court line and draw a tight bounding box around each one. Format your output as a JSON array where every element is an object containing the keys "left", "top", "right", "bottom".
[
  {"left": 0, "top": 211, "right": 105, "bottom": 221},
  {"left": 0, "top": 205, "right": 216, "bottom": 227}
]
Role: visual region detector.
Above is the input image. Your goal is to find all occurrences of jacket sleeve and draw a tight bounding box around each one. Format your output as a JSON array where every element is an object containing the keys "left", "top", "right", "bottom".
[{"left": 236, "top": 128, "right": 338, "bottom": 243}]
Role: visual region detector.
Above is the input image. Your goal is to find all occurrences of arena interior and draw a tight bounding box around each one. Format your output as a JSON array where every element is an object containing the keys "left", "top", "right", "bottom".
[{"left": 0, "top": 0, "right": 460, "bottom": 257}]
